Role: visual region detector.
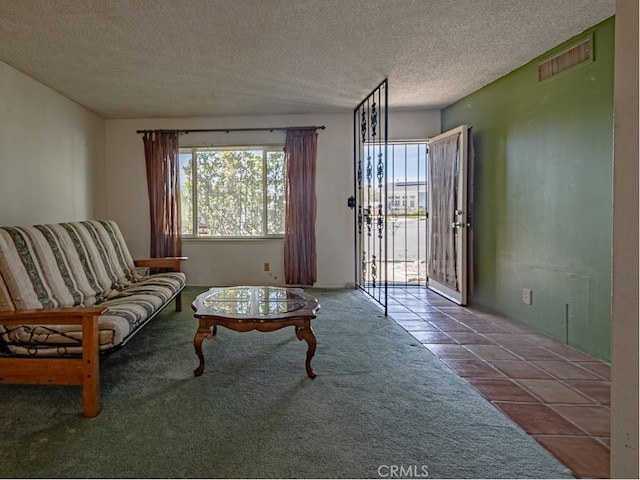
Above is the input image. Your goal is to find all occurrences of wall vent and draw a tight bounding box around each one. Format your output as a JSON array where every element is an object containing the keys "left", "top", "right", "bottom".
[{"left": 538, "top": 37, "right": 592, "bottom": 82}]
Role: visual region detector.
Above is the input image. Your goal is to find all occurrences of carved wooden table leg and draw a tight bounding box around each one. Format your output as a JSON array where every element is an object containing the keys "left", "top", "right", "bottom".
[
  {"left": 193, "top": 322, "right": 216, "bottom": 376},
  {"left": 295, "top": 322, "right": 317, "bottom": 379},
  {"left": 192, "top": 287, "right": 319, "bottom": 379}
]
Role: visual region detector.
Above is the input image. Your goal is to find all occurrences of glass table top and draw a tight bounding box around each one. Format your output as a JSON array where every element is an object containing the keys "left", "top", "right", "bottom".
[{"left": 193, "top": 286, "right": 313, "bottom": 318}]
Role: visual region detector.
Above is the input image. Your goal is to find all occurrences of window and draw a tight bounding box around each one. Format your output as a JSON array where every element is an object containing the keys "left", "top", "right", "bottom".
[{"left": 179, "top": 146, "right": 285, "bottom": 238}]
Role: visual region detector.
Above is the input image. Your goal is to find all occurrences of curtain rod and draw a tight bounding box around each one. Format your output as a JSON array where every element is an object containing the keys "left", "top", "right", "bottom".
[{"left": 136, "top": 125, "right": 325, "bottom": 135}]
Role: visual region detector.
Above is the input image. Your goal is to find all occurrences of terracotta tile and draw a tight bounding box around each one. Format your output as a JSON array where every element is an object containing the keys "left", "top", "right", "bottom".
[
  {"left": 491, "top": 321, "right": 535, "bottom": 334},
  {"left": 550, "top": 405, "right": 610, "bottom": 436},
  {"left": 519, "top": 333, "right": 564, "bottom": 347},
  {"left": 564, "top": 380, "right": 610, "bottom": 405},
  {"left": 448, "top": 315, "right": 477, "bottom": 322},
  {"left": 386, "top": 291, "right": 412, "bottom": 298},
  {"left": 398, "top": 298, "right": 428, "bottom": 304},
  {"left": 407, "top": 305, "right": 440, "bottom": 314},
  {"left": 397, "top": 320, "right": 440, "bottom": 332},
  {"left": 574, "top": 361, "right": 611, "bottom": 380},
  {"left": 466, "top": 378, "right": 539, "bottom": 402},
  {"left": 416, "top": 309, "right": 446, "bottom": 318},
  {"left": 473, "top": 312, "right": 509, "bottom": 323},
  {"left": 445, "top": 331, "right": 494, "bottom": 345},
  {"left": 541, "top": 343, "right": 600, "bottom": 362},
  {"left": 494, "top": 402, "right": 584, "bottom": 435},
  {"left": 428, "top": 318, "right": 473, "bottom": 332},
  {"left": 390, "top": 312, "right": 423, "bottom": 320},
  {"left": 414, "top": 292, "right": 435, "bottom": 299},
  {"left": 441, "top": 358, "right": 505, "bottom": 378},
  {"left": 449, "top": 312, "right": 485, "bottom": 322},
  {"left": 535, "top": 435, "right": 610, "bottom": 479},
  {"left": 397, "top": 299, "right": 431, "bottom": 306},
  {"left": 388, "top": 289, "right": 612, "bottom": 480},
  {"left": 410, "top": 331, "right": 456, "bottom": 344},
  {"left": 464, "top": 344, "right": 521, "bottom": 361},
  {"left": 500, "top": 344, "right": 564, "bottom": 361},
  {"left": 489, "top": 361, "right": 553, "bottom": 379},
  {"left": 532, "top": 361, "right": 600, "bottom": 380},
  {"left": 387, "top": 305, "right": 412, "bottom": 314},
  {"left": 457, "top": 319, "right": 510, "bottom": 333},
  {"left": 517, "top": 379, "right": 594, "bottom": 404},
  {"left": 481, "top": 332, "right": 535, "bottom": 345},
  {"left": 386, "top": 299, "right": 406, "bottom": 307},
  {"left": 420, "top": 312, "right": 456, "bottom": 322},
  {"left": 424, "top": 298, "right": 456, "bottom": 307},
  {"left": 435, "top": 305, "right": 469, "bottom": 313},
  {"left": 422, "top": 344, "right": 476, "bottom": 359}
]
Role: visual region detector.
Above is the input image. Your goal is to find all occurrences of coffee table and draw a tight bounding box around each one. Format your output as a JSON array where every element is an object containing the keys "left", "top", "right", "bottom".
[{"left": 191, "top": 286, "right": 320, "bottom": 378}]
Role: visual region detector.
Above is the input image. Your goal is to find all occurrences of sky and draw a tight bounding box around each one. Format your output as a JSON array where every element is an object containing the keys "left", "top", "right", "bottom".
[{"left": 362, "top": 142, "right": 428, "bottom": 184}]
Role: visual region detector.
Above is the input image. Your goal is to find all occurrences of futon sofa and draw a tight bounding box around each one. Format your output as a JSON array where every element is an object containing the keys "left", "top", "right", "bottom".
[{"left": 0, "top": 220, "right": 186, "bottom": 417}]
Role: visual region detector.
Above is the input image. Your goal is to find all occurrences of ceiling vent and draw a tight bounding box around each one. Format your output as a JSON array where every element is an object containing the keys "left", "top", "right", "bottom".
[{"left": 538, "top": 37, "right": 592, "bottom": 82}]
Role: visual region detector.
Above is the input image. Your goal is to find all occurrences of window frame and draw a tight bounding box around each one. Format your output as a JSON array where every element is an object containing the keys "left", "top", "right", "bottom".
[{"left": 179, "top": 144, "right": 286, "bottom": 240}]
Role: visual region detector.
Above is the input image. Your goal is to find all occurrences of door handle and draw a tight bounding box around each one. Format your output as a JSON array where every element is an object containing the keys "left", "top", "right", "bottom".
[{"left": 452, "top": 221, "right": 463, "bottom": 228}]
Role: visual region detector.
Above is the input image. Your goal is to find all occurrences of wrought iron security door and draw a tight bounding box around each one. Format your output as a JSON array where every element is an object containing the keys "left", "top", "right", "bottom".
[{"left": 353, "top": 80, "right": 388, "bottom": 312}]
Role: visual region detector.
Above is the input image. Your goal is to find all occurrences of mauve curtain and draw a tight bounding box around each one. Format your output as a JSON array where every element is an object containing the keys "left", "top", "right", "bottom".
[
  {"left": 428, "top": 134, "right": 459, "bottom": 290},
  {"left": 142, "top": 131, "right": 182, "bottom": 258},
  {"left": 284, "top": 129, "right": 318, "bottom": 285}
]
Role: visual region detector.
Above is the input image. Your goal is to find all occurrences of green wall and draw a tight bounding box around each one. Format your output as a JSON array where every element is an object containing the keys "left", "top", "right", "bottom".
[{"left": 442, "top": 17, "right": 614, "bottom": 361}]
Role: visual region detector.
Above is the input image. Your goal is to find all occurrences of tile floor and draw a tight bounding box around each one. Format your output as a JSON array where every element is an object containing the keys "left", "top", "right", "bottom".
[{"left": 384, "top": 286, "right": 611, "bottom": 479}]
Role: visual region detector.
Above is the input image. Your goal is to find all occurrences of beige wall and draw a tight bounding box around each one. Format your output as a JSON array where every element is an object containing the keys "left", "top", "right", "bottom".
[
  {"left": 0, "top": 61, "right": 105, "bottom": 226},
  {"left": 105, "top": 110, "right": 439, "bottom": 287},
  {"left": 610, "top": 1, "right": 639, "bottom": 477}
]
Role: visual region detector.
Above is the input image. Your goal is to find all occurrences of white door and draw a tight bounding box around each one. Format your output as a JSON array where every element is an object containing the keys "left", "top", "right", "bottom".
[{"left": 427, "top": 125, "right": 469, "bottom": 305}]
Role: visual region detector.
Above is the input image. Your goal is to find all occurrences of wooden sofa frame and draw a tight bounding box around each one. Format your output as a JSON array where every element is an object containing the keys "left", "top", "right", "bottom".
[{"left": 0, "top": 256, "right": 186, "bottom": 418}]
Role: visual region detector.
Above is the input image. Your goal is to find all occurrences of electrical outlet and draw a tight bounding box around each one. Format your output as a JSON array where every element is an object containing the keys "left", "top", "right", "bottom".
[
  {"left": 263, "top": 262, "right": 270, "bottom": 272},
  {"left": 522, "top": 288, "right": 532, "bottom": 305}
]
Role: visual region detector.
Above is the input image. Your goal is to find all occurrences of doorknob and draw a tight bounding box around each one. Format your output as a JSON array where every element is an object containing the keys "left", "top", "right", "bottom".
[
  {"left": 347, "top": 196, "right": 356, "bottom": 209},
  {"left": 452, "top": 221, "right": 463, "bottom": 228}
]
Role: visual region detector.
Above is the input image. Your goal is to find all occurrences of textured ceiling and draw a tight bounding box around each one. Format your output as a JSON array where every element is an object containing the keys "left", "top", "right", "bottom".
[{"left": 0, "top": 0, "right": 615, "bottom": 119}]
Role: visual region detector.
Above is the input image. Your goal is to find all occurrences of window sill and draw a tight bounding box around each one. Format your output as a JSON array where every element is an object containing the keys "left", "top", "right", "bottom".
[{"left": 182, "top": 236, "right": 284, "bottom": 244}]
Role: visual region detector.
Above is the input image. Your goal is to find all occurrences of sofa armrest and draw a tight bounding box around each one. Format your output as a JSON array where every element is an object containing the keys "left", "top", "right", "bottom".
[
  {"left": 134, "top": 257, "right": 187, "bottom": 312},
  {"left": 134, "top": 256, "right": 188, "bottom": 272},
  {"left": 0, "top": 306, "right": 106, "bottom": 418},
  {"left": 0, "top": 306, "right": 107, "bottom": 325}
]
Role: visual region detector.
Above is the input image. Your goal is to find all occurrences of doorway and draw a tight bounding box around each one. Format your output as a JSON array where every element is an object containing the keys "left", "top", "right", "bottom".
[{"left": 387, "top": 141, "right": 429, "bottom": 287}]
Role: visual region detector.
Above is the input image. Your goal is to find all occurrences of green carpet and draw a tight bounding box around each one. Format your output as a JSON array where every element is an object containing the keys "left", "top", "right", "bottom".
[{"left": 0, "top": 287, "right": 572, "bottom": 479}]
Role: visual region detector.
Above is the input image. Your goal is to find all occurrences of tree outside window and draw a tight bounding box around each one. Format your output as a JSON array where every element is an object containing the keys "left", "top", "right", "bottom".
[{"left": 179, "top": 147, "right": 285, "bottom": 237}]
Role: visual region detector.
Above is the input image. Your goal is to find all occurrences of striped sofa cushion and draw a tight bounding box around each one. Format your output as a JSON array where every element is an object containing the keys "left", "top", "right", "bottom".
[
  {"left": 0, "top": 220, "right": 185, "bottom": 355},
  {"left": 0, "top": 273, "right": 15, "bottom": 312},
  {"left": 0, "top": 220, "right": 140, "bottom": 310}
]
